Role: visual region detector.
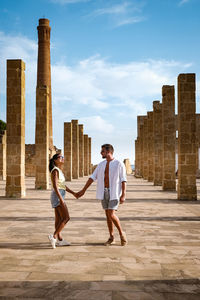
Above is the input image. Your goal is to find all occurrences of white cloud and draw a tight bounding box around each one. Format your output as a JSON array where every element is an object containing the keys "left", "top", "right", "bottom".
[
  {"left": 79, "top": 116, "right": 114, "bottom": 133},
  {"left": 0, "top": 32, "right": 37, "bottom": 140},
  {"left": 116, "top": 16, "right": 145, "bottom": 26},
  {"left": 88, "top": 1, "right": 145, "bottom": 28},
  {"left": 0, "top": 31, "right": 37, "bottom": 97},
  {"left": 178, "top": 0, "right": 190, "bottom": 6},
  {"left": 92, "top": 2, "right": 133, "bottom": 16},
  {"left": 0, "top": 31, "right": 196, "bottom": 163},
  {"left": 52, "top": 63, "right": 108, "bottom": 109}
]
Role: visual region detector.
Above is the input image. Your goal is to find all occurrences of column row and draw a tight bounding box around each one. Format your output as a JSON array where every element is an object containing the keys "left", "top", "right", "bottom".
[
  {"left": 135, "top": 73, "right": 197, "bottom": 201},
  {"left": 4, "top": 59, "right": 93, "bottom": 197},
  {"left": 64, "top": 120, "right": 92, "bottom": 181}
]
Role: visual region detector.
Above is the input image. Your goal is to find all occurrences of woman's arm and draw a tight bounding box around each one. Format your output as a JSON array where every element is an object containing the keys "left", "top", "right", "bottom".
[{"left": 65, "top": 185, "right": 77, "bottom": 197}]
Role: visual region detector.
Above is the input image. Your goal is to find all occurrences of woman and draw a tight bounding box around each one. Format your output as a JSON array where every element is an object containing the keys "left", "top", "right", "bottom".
[{"left": 48, "top": 153, "right": 76, "bottom": 249}]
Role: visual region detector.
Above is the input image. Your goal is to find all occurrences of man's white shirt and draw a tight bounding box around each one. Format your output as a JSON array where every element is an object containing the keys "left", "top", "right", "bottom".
[{"left": 90, "top": 159, "right": 127, "bottom": 200}]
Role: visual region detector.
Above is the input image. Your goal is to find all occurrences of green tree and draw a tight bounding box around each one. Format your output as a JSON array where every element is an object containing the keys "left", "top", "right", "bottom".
[{"left": 0, "top": 120, "right": 6, "bottom": 131}]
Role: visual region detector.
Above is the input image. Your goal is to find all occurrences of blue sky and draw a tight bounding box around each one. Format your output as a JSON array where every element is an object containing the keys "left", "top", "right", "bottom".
[{"left": 0, "top": 0, "right": 200, "bottom": 164}]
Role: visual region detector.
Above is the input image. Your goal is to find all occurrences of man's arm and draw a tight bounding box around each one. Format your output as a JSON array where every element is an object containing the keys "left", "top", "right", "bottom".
[
  {"left": 76, "top": 178, "right": 94, "bottom": 198},
  {"left": 120, "top": 181, "right": 126, "bottom": 204}
]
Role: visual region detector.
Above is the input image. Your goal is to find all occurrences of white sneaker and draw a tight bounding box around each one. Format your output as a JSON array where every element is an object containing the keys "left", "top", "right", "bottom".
[
  {"left": 48, "top": 234, "right": 56, "bottom": 249},
  {"left": 56, "top": 239, "right": 71, "bottom": 246}
]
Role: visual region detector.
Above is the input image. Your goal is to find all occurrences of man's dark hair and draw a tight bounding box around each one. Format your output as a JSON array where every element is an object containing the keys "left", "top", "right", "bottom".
[{"left": 101, "top": 144, "right": 114, "bottom": 153}]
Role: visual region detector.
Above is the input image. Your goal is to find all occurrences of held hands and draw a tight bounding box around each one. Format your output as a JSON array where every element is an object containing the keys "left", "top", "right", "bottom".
[
  {"left": 76, "top": 189, "right": 85, "bottom": 199},
  {"left": 71, "top": 190, "right": 85, "bottom": 199},
  {"left": 71, "top": 191, "right": 79, "bottom": 199}
]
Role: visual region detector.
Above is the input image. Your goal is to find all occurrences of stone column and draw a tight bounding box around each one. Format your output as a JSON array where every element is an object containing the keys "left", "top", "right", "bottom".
[
  {"left": 196, "top": 114, "right": 200, "bottom": 177},
  {"left": 143, "top": 116, "right": 148, "bottom": 180},
  {"left": 137, "top": 116, "right": 145, "bottom": 177},
  {"left": 134, "top": 139, "right": 139, "bottom": 176},
  {"left": 36, "top": 18, "right": 53, "bottom": 150},
  {"left": 84, "top": 134, "right": 89, "bottom": 176},
  {"left": 0, "top": 130, "right": 6, "bottom": 180},
  {"left": 177, "top": 74, "right": 197, "bottom": 200},
  {"left": 79, "top": 124, "right": 84, "bottom": 177},
  {"left": 6, "top": 60, "right": 26, "bottom": 197},
  {"left": 147, "top": 111, "right": 154, "bottom": 182},
  {"left": 153, "top": 101, "right": 163, "bottom": 186},
  {"left": 64, "top": 122, "right": 72, "bottom": 181},
  {"left": 124, "top": 159, "right": 132, "bottom": 174},
  {"left": 162, "top": 85, "right": 176, "bottom": 190},
  {"left": 88, "top": 137, "right": 92, "bottom": 174},
  {"left": 72, "top": 120, "right": 79, "bottom": 179},
  {"left": 35, "top": 86, "right": 49, "bottom": 189}
]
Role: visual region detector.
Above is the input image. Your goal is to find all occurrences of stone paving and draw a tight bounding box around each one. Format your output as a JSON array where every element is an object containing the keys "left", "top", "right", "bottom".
[{"left": 0, "top": 175, "right": 200, "bottom": 299}]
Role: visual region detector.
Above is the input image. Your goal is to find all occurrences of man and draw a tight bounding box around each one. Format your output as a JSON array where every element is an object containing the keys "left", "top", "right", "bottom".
[{"left": 77, "top": 144, "right": 128, "bottom": 246}]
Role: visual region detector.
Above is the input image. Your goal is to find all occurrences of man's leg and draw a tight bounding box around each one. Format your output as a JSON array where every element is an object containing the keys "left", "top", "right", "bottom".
[
  {"left": 105, "top": 209, "right": 114, "bottom": 238},
  {"left": 107, "top": 209, "right": 128, "bottom": 246},
  {"left": 106, "top": 209, "right": 123, "bottom": 236}
]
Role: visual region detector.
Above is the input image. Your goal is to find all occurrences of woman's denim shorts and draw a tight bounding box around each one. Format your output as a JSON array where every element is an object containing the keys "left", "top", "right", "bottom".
[{"left": 50, "top": 189, "right": 66, "bottom": 208}]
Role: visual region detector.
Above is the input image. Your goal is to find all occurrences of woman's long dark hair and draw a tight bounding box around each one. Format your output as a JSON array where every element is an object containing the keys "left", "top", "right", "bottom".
[{"left": 49, "top": 153, "right": 60, "bottom": 172}]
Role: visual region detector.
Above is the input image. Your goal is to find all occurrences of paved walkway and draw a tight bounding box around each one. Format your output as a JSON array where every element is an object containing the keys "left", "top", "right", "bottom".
[{"left": 0, "top": 175, "right": 200, "bottom": 299}]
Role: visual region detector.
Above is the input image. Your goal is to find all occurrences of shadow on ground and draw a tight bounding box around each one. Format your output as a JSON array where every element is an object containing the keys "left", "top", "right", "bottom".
[{"left": 0, "top": 279, "right": 200, "bottom": 299}]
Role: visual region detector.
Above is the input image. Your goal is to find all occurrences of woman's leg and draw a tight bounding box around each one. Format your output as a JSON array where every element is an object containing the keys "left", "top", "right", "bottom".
[
  {"left": 55, "top": 209, "right": 63, "bottom": 241},
  {"left": 53, "top": 203, "right": 70, "bottom": 239}
]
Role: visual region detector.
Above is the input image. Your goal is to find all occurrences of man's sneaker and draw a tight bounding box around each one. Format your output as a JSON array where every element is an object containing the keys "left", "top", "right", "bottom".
[
  {"left": 48, "top": 234, "right": 56, "bottom": 249},
  {"left": 56, "top": 239, "right": 71, "bottom": 246},
  {"left": 120, "top": 231, "right": 128, "bottom": 246},
  {"left": 104, "top": 237, "right": 115, "bottom": 246}
]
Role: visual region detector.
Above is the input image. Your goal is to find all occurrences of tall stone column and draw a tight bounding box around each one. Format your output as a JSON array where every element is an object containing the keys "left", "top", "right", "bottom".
[
  {"left": 6, "top": 60, "right": 26, "bottom": 197},
  {"left": 196, "top": 114, "right": 200, "bottom": 176},
  {"left": 134, "top": 139, "right": 139, "bottom": 176},
  {"left": 64, "top": 122, "right": 72, "bottom": 181},
  {"left": 72, "top": 120, "right": 79, "bottom": 179},
  {"left": 79, "top": 124, "right": 84, "bottom": 177},
  {"left": 36, "top": 18, "right": 53, "bottom": 150},
  {"left": 84, "top": 134, "right": 89, "bottom": 176},
  {"left": 137, "top": 116, "right": 145, "bottom": 177},
  {"left": 35, "top": 86, "right": 49, "bottom": 189},
  {"left": 147, "top": 111, "right": 154, "bottom": 182},
  {"left": 88, "top": 137, "right": 92, "bottom": 174},
  {"left": 177, "top": 74, "right": 197, "bottom": 200},
  {"left": 0, "top": 130, "right": 6, "bottom": 180},
  {"left": 162, "top": 85, "right": 176, "bottom": 190},
  {"left": 143, "top": 116, "right": 148, "bottom": 180},
  {"left": 153, "top": 101, "right": 163, "bottom": 186}
]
